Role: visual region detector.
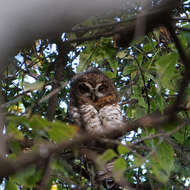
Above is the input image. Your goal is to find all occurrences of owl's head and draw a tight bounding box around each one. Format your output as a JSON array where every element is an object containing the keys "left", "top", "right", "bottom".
[{"left": 70, "top": 68, "right": 118, "bottom": 105}]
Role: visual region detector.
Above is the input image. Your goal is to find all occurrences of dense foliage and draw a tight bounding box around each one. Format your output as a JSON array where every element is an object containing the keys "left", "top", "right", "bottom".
[{"left": 1, "top": 0, "right": 190, "bottom": 189}]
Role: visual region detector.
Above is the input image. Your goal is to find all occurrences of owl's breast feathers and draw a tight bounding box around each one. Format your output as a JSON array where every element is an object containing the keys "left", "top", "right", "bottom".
[{"left": 94, "top": 94, "right": 117, "bottom": 110}]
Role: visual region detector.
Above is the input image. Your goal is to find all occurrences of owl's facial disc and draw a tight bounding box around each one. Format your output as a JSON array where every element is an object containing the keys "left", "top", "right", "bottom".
[
  {"left": 78, "top": 82, "right": 92, "bottom": 97},
  {"left": 95, "top": 83, "right": 107, "bottom": 98},
  {"left": 78, "top": 82, "right": 107, "bottom": 101}
]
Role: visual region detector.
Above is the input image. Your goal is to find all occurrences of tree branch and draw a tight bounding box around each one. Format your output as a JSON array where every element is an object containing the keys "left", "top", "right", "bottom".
[
  {"left": 132, "top": 120, "right": 188, "bottom": 144},
  {"left": 0, "top": 94, "right": 7, "bottom": 156},
  {"left": 166, "top": 22, "right": 190, "bottom": 116},
  {"left": 36, "top": 156, "right": 52, "bottom": 190},
  {"left": 47, "top": 42, "right": 72, "bottom": 121},
  {"left": 0, "top": 106, "right": 175, "bottom": 179},
  {"left": 63, "top": 0, "right": 179, "bottom": 47}
]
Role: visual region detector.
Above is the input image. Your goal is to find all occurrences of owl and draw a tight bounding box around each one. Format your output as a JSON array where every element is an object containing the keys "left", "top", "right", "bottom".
[
  {"left": 69, "top": 68, "right": 123, "bottom": 189},
  {"left": 68, "top": 68, "right": 123, "bottom": 136}
]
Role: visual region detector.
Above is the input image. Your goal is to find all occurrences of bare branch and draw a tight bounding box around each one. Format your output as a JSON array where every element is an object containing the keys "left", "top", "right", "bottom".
[
  {"left": 39, "top": 82, "right": 68, "bottom": 104},
  {"left": 47, "top": 42, "right": 71, "bottom": 121},
  {"left": 132, "top": 120, "right": 188, "bottom": 144},
  {"left": 176, "top": 26, "right": 190, "bottom": 33},
  {"left": 173, "top": 17, "right": 190, "bottom": 22}
]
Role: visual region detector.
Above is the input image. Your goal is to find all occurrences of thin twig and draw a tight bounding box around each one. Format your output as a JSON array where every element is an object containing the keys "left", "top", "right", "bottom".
[
  {"left": 165, "top": 138, "right": 190, "bottom": 163},
  {"left": 176, "top": 26, "right": 190, "bottom": 33},
  {"left": 135, "top": 57, "right": 151, "bottom": 113},
  {"left": 132, "top": 120, "right": 188, "bottom": 144},
  {"left": 173, "top": 17, "right": 190, "bottom": 22},
  {"left": 39, "top": 82, "right": 67, "bottom": 104}
]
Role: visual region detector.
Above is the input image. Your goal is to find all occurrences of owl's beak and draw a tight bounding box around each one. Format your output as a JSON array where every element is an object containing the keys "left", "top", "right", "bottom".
[{"left": 91, "top": 92, "right": 97, "bottom": 102}]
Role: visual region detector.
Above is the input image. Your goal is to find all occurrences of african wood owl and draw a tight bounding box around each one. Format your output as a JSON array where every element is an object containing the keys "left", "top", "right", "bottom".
[{"left": 69, "top": 68, "right": 123, "bottom": 136}]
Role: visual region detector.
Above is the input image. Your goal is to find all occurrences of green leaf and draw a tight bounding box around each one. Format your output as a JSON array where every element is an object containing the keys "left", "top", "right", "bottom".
[
  {"left": 149, "top": 142, "right": 174, "bottom": 183},
  {"left": 29, "top": 115, "right": 50, "bottom": 130},
  {"left": 105, "top": 71, "right": 116, "bottom": 79},
  {"left": 135, "top": 106, "right": 146, "bottom": 119},
  {"left": 144, "top": 41, "right": 156, "bottom": 52},
  {"left": 117, "top": 144, "right": 130, "bottom": 155},
  {"left": 98, "top": 149, "right": 117, "bottom": 163},
  {"left": 123, "top": 64, "right": 137, "bottom": 75},
  {"left": 96, "top": 149, "right": 117, "bottom": 169},
  {"left": 117, "top": 50, "right": 127, "bottom": 59},
  {"left": 114, "top": 157, "right": 126, "bottom": 172},
  {"left": 77, "top": 53, "right": 89, "bottom": 73},
  {"left": 9, "top": 140, "right": 22, "bottom": 155},
  {"left": 153, "top": 94, "right": 165, "bottom": 113},
  {"left": 158, "top": 142, "right": 174, "bottom": 172},
  {"left": 109, "top": 59, "right": 118, "bottom": 73},
  {"left": 7, "top": 122, "right": 24, "bottom": 140},
  {"left": 49, "top": 121, "right": 78, "bottom": 142},
  {"left": 104, "top": 47, "right": 116, "bottom": 58},
  {"left": 5, "top": 180, "right": 18, "bottom": 190},
  {"left": 179, "top": 31, "right": 190, "bottom": 48},
  {"left": 137, "top": 97, "right": 146, "bottom": 108},
  {"left": 156, "top": 53, "right": 179, "bottom": 90},
  {"left": 113, "top": 157, "right": 127, "bottom": 183},
  {"left": 51, "top": 158, "right": 75, "bottom": 178},
  {"left": 173, "top": 130, "right": 185, "bottom": 144},
  {"left": 134, "top": 155, "right": 145, "bottom": 167},
  {"left": 12, "top": 167, "right": 42, "bottom": 188},
  {"left": 7, "top": 115, "right": 31, "bottom": 128}
]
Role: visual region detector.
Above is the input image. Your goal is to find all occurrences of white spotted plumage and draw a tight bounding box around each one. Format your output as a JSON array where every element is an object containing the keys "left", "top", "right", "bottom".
[
  {"left": 99, "top": 104, "right": 123, "bottom": 130},
  {"left": 80, "top": 104, "right": 104, "bottom": 135},
  {"left": 78, "top": 104, "right": 123, "bottom": 135}
]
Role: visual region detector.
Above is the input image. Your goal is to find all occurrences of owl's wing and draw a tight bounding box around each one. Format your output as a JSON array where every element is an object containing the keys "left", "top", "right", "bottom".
[{"left": 68, "top": 105, "right": 82, "bottom": 126}]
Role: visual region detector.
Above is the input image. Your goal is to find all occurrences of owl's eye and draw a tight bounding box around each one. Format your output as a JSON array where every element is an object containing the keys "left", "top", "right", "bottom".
[
  {"left": 78, "top": 83, "right": 90, "bottom": 93},
  {"left": 98, "top": 84, "right": 106, "bottom": 92}
]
